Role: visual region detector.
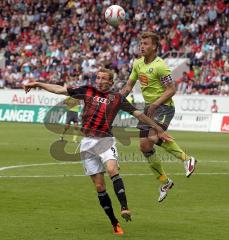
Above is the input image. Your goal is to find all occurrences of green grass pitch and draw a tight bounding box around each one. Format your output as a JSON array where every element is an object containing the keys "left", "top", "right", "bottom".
[{"left": 0, "top": 122, "right": 229, "bottom": 240}]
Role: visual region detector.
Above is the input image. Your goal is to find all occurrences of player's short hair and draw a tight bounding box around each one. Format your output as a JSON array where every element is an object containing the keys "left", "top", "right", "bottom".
[
  {"left": 98, "top": 68, "right": 114, "bottom": 81},
  {"left": 140, "top": 32, "right": 160, "bottom": 47}
]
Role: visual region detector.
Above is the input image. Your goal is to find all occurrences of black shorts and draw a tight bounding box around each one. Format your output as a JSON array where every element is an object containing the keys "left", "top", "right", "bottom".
[
  {"left": 66, "top": 111, "right": 78, "bottom": 124},
  {"left": 137, "top": 104, "right": 175, "bottom": 138}
]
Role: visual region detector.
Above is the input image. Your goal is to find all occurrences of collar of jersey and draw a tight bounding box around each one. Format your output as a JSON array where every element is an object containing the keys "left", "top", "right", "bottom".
[{"left": 143, "top": 56, "right": 158, "bottom": 65}]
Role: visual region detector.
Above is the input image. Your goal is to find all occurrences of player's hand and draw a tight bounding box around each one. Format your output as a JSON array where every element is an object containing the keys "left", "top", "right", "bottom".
[
  {"left": 147, "top": 103, "right": 159, "bottom": 118},
  {"left": 23, "top": 82, "right": 38, "bottom": 93},
  {"left": 120, "top": 88, "right": 129, "bottom": 97},
  {"left": 157, "top": 131, "right": 174, "bottom": 142}
]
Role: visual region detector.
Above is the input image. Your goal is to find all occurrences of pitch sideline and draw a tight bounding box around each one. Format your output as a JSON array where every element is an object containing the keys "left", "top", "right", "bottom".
[
  {"left": 0, "top": 161, "right": 228, "bottom": 178},
  {"left": 0, "top": 172, "right": 229, "bottom": 178},
  {"left": 0, "top": 160, "right": 229, "bottom": 172}
]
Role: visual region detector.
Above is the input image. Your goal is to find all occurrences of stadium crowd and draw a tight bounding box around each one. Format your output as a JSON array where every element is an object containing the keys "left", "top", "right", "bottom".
[{"left": 0, "top": 0, "right": 228, "bottom": 95}]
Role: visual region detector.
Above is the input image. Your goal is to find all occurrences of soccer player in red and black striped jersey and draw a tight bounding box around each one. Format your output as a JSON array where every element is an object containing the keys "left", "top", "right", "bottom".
[{"left": 24, "top": 68, "right": 173, "bottom": 235}]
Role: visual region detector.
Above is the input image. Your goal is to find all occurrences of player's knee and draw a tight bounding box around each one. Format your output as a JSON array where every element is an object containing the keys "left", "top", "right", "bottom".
[
  {"left": 107, "top": 165, "right": 118, "bottom": 177},
  {"left": 148, "top": 130, "right": 159, "bottom": 144},
  {"left": 65, "top": 124, "right": 70, "bottom": 129},
  {"left": 148, "top": 135, "right": 159, "bottom": 144},
  {"left": 140, "top": 141, "right": 154, "bottom": 153},
  {"left": 95, "top": 182, "right": 106, "bottom": 192},
  {"left": 107, "top": 168, "right": 118, "bottom": 177}
]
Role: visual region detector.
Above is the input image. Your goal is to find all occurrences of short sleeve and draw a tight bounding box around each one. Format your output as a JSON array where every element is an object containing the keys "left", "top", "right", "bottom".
[
  {"left": 67, "top": 86, "right": 87, "bottom": 99},
  {"left": 157, "top": 61, "right": 171, "bottom": 78},
  {"left": 129, "top": 60, "right": 138, "bottom": 82},
  {"left": 119, "top": 96, "right": 137, "bottom": 115}
]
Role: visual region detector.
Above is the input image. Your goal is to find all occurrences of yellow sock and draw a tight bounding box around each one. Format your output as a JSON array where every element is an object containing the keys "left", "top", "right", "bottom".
[
  {"left": 147, "top": 155, "right": 168, "bottom": 184},
  {"left": 160, "top": 140, "right": 190, "bottom": 161}
]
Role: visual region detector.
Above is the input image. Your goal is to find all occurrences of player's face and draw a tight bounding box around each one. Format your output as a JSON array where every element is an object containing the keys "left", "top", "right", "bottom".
[
  {"left": 140, "top": 37, "right": 156, "bottom": 56},
  {"left": 96, "top": 72, "right": 113, "bottom": 92}
]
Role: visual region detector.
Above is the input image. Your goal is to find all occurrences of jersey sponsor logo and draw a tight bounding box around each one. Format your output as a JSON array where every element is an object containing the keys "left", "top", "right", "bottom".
[
  {"left": 139, "top": 74, "right": 149, "bottom": 86},
  {"left": 181, "top": 99, "right": 207, "bottom": 112},
  {"left": 93, "top": 96, "right": 110, "bottom": 104},
  {"left": 221, "top": 116, "right": 229, "bottom": 132}
]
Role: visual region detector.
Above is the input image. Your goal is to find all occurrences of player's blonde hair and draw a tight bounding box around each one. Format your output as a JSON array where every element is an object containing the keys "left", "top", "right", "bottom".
[
  {"left": 98, "top": 68, "right": 114, "bottom": 81},
  {"left": 140, "top": 32, "right": 160, "bottom": 47}
]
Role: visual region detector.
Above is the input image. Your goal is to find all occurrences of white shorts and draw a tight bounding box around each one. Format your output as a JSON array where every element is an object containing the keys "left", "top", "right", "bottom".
[{"left": 80, "top": 137, "right": 119, "bottom": 176}]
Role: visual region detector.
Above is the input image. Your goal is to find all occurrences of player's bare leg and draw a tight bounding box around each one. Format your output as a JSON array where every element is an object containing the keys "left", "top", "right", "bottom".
[
  {"left": 91, "top": 173, "right": 123, "bottom": 234},
  {"left": 106, "top": 160, "right": 131, "bottom": 222}
]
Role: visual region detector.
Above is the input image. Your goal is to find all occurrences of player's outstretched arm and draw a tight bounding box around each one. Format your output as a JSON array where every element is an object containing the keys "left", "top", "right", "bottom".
[
  {"left": 132, "top": 110, "right": 174, "bottom": 142},
  {"left": 120, "top": 79, "right": 136, "bottom": 97},
  {"left": 23, "top": 82, "right": 69, "bottom": 95}
]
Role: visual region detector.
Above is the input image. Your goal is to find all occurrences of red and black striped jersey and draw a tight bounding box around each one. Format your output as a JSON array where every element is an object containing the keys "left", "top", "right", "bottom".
[{"left": 67, "top": 85, "right": 136, "bottom": 137}]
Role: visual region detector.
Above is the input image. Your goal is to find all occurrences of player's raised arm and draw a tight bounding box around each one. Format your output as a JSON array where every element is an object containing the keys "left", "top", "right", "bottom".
[
  {"left": 120, "top": 58, "right": 138, "bottom": 97},
  {"left": 120, "top": 78, "right": 136, "bottom": 97},
  {"left": 23, "top": 82, "right": 69, "bottom": 95},
  {"left": 132, "top": 110, "right": 174, "bottom": 142}
]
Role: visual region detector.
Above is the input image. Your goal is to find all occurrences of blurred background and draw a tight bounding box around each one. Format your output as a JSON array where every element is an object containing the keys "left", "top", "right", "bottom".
[{"left": 0, "top": 0, "right": 228, "bottom": 132}]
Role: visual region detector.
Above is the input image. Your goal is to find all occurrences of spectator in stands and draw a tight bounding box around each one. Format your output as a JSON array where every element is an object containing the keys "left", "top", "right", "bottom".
[
  {"left": 177, "top": 72, "right": 189, "bottom": 94},
  {"left": 220, "top": 81, "right": 229, "bottom": 96},
  {"left": 211, "top": 99, "right": 218, "bottom": 113},
  {"left": 0, "top": 69, "right": 5, "bottom": 88},
  {"left": 0, "top": 0, "right": 227, "bottom": 96}
]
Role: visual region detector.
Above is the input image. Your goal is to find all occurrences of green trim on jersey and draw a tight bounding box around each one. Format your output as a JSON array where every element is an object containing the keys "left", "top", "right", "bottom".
[{"left": 129, "top": 56, "right": 174, "bottom": 106}]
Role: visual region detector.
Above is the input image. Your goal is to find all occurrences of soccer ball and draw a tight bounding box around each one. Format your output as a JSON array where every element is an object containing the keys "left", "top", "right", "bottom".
[{"left": 105, "top": 5, "right": 125, "bottom": 27}]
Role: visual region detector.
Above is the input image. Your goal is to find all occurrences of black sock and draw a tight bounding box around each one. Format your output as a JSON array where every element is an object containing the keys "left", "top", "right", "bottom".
[
  {"left": 98, "top": 191, "right": 118, "bottom": 226},
  {"left": 111, "top": 174, "right": 128, "bottom": 210}
]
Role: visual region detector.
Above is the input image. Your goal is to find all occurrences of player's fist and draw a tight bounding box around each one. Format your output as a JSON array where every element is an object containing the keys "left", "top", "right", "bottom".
[{"left": 23, "top": 82, "right": 38, "bottom": 93}]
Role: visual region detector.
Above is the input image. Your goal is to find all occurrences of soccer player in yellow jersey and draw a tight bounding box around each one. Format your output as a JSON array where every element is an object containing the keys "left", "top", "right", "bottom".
[
  {"left": 60, "top": 97, "right": 80, "bottom": 142},
  {"left": 121, "top": 32, "right": 197, "bottom": 202}
]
